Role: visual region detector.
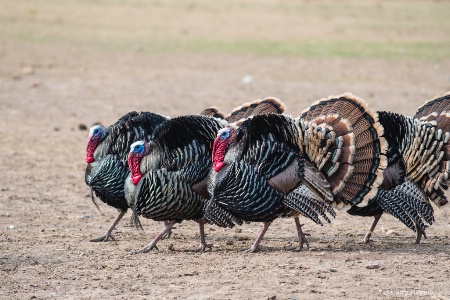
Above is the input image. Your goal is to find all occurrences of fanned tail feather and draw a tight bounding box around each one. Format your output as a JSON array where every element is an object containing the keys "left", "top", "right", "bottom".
[
  {"left": 199, "top": 106, "right": 226, "bottom": 119},
  {"left": 299, "top": 93, "right": 388, "bottom": 207},
  {"left": 414, "top": 91, "right": 450, "bottom": 119},
  {"left": 225, "top": 97, "right": 286, "bottom": 123}
]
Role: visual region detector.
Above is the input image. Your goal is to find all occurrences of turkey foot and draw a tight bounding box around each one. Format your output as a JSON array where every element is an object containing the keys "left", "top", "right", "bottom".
[
  {"left": 161, "top": 221, "right": 172, "bottom": 240},
  {"left": 90, "top": 210, "right": 126, "bottom": 242},
  {"left": 132, "top": 220, "right": 176, "bottom": 254},
  {"left": 415, "top": 223, "right": 427, "bottom": 244},
  {"left": 90, "top": 233, "right": 115, "bottom": 242},
  {"left": 362, "top": 213, "right": 382, "bottom": 244},
  {"left": 294, "top": 217, "right": 310, "bottom": 250},
  {"left": 243, "top": 222, "right": 272, "bottom": 253},
  {"left": 196, "top": 219, "right": 211, "bottom": 252}
]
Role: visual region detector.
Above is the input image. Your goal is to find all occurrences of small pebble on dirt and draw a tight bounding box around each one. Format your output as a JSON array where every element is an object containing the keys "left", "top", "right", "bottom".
[
  {"left": 386, "top": 230, "right": 400, "bottom": 236},
  {"left": 366, "top": 264, "right": 381, "bottom": 269},
  {"left": 22, "top": 66, "right": 34, "bottom": 75},
  {"left": 76, "top": 215, "right": 91, "bottom": 219},
  {"left": 242, "top": 75, "right": 254, "bottom": 85},
  {"left": 79, "top": 124, "right": 88, "bottom": 130}
]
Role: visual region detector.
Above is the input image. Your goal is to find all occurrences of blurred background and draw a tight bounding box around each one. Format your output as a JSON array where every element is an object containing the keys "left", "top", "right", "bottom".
[{"left": 1, "top": 0, "right": 449, "bottom": 121}]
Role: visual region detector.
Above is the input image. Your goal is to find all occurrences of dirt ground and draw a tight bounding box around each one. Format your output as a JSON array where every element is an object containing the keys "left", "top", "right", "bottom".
[
  {"left": 0, "top": 51, "right": 449, "bottom": 299},
  {"left": 2, "top": 1, "right": 450, "bottom": 298}
]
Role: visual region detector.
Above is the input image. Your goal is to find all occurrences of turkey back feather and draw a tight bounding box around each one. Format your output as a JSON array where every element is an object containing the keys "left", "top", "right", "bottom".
[
  {"left": 104, "top": 112, "right": 168, "bottom": 162},
  {"left": 148, "top": 115, "right": 225, "bottom": 184}
]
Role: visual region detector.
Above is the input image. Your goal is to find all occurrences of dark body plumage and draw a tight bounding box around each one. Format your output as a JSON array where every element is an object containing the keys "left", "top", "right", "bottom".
[
  {"left": 133, "top": 115, "right": 224, "bottom": 222},
  {"left": 206, "top": 94, "right": 388, "bottom": 252},
  {"left": 85, "top": 111, "right": 168, "bottom": 241},
  {"left": 126, "top": 98, "right": 311, "bottom": 252}
]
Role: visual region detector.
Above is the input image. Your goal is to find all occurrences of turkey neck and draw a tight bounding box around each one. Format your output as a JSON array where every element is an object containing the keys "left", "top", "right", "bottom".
[{"left": 91, "top": 136, "right": 111, "bottom": 162}]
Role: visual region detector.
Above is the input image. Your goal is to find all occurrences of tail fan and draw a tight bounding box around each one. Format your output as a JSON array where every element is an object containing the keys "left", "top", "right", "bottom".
[
  {"left": 404, "top": 110, "right": 450, "bottom": 208},
  {"left": 225, "top": 97, "right": 286, "bottom": 123},
  {"left": 199, "top": 106, "right": 226, "bottom": 119},
  {"left": 299, "top": 93, "right": 388, "bottom": 207},
  {"left": 414, "top": 91, "right": 450, "bottom": 120},
  {"left": 415, "top": 93, "right": 450, "bottom": 207}
]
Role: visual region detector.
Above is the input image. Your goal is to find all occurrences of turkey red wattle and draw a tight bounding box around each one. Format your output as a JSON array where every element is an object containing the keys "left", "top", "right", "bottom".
[
  {"left": 127, "top": 152, "right": 143, "bottom": 185},
  {"left": 212, "top": 137, "right": 228, "bottom": 172},
  {"left": 85, "top": 137, "right": 99, "bottom": 163}
]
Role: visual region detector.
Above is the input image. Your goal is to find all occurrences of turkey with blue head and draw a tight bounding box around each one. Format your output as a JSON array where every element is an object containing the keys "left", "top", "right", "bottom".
[
  {"left": 85, "top": 111, "right": 168, "bottom": 242},
  {"left": 206, "top": 93, "right": 388, "bottom": 252},
  {"left": 125, "top": 98, "right": 290, "bottom": 253}
]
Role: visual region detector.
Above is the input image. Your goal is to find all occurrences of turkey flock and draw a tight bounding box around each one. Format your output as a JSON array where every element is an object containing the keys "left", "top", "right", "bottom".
[{"left": 85, "top": 91, "right": 450, "bottom": 253}]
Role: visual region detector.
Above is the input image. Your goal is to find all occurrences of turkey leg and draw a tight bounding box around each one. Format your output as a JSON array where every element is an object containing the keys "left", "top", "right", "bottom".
[
  {"left": 363, "top": 213, "right": 382, "bottom": 243},
  {"left": 415, "top": 223, "right": 427, "bottom": 244},
  {"left": 90, "top": 210, "right": 126, "bottom": 242},
  {"left": 245, "top": 222, "right": 272, "bottom": 253},
  {"left": 294, "top": 217, "right": 311, "bottom": 249},
  {"left": 133, "top": 220, "right": 177, "bottom": 253}
]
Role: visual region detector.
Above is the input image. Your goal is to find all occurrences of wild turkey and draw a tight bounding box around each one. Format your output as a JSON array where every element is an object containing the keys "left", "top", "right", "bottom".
[
  {"left": 206, "top": 93, "right": 388, "bottom": 252},
  {"left": 125, "top": 98, "right": 290, "bottom": 253},
  {"left": 348, "top": 91, "right": 450, "bottom": 243},
  {"left": 85, "top": 111, "right": 168, "bottom": 241}
]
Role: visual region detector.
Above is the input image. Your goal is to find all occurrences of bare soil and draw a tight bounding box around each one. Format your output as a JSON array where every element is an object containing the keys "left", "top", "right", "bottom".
[{"left": 1, "top": 47, "right": 450, "bottom": 299}]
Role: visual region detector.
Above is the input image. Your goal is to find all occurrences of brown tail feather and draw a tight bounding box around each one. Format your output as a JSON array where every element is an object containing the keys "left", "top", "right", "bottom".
[
  {"left": 302, "top": 160, "right": 334, "bottom": 203},
  {"left": 225, "top": 97, "right": 286, "bottom": 123},
  {"left": 400, "top": 115, "right": 450, "bottom": 208},
  {"left": 199, "top": 106, "right": 226, "bottom": 119},
  {"left": 415, "top": 91, "right": 450, "bottom": 120},
  {"left": 299, "top": 93, "right": 388, "bottom": 207},
  {"left": 419, "top": 112, "right": 450, "bottom": 207}
]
